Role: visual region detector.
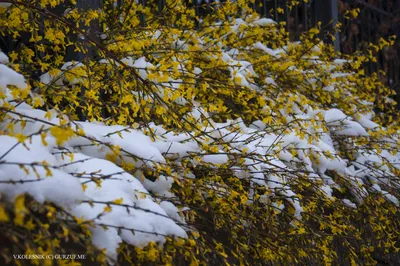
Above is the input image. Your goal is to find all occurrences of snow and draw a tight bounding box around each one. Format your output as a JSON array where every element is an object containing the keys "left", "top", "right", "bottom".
[
  {"left": 253, "top": 18, "right": 276, "bottom": 26},
  {"left": 253, "top": 42, "right": 282, "bottom": 57},
  {"left": 0, "top": 61, "right": 188, "bottom": 262},
  {"left": 342, "top": 199, "right": 357, "bottom": 208},
  {"left": 335, "top": 120, "right": 368, "bottom": 136},
  {"left": 0, "top": 122, "right": 188, "bottom": 263},
  {"left": 1, "top": 13, "right": 399, "bottom": 263},
  {"left": 0, "top": 64, "right": 28, "bottom": 94},
  {"left": 122, "top": 56, "right": 154, "bottom": 79},
  {"left": 323, "top": 109, "right": 368, "bottom": 136},
  {"left": 0, "top": 135, "right": 85, "bottom": 206},
  {"left": 57, "top": 152, "right": 187, "bottom": 258},
  {"left": 323, "top": 108, "right": 347, "bottom": 124},
  {"left": 356, "top": 113, "right": 379, "bottom": 129},
  {"left": 142, "top": 175, "right": 175, "bottom": 197},
  {"left": 40, "top": 62, "right": 82, "bottom": 85},
  {"left": 160, "top": 201, "right": 185, "bottom": 223},
  {"left": 0, "top": 3, "right": 11, "bottom": 8},
  {"left": 71, "top": 122, "right": 167, "bottom": 166},
  {"left": 202, "top": 153, "right": 229, "bottom": 165},
  {"left": 0, "top": 51, "right": 8, "bottom": 63}
]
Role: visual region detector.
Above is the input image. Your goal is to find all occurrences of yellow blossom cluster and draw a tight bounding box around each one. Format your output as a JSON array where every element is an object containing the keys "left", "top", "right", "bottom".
[{"left": 0, "top": 1, "right": 399, "bottom": 265}]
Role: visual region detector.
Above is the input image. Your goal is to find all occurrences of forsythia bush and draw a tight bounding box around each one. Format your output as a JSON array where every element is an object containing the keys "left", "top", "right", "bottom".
[{"left": 0, "top": 0, "right": 399, "bottom": 265}]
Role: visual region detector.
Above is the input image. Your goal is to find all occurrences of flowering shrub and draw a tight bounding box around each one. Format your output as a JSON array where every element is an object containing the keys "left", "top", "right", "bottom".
[{"left": 0, "top": 0, "right": 399, "bottom": 265}]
